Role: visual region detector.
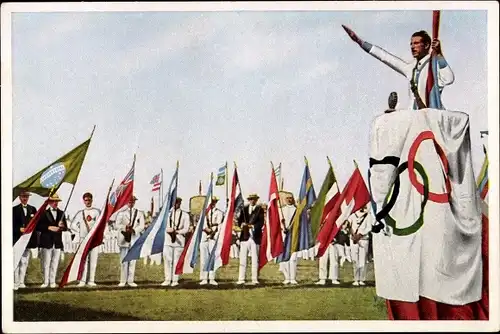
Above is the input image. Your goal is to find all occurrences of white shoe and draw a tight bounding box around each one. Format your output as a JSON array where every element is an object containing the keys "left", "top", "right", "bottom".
[
  {"left": 50, "top": 283, "right": 57, "bottom": 288},
  {"left": 209, "top": 280, "right": 218, "bottom": 286},
  {"left": 171, "top": 281, "right": 179, "bottom": 287},
  {"left": 250, "top": 280, "right": 259, "bottom": 285},
  {"left": 290, "top": 280, "right": 298, "bottom": 285},
  {"left": 18, "top": 283, "right": 26, "bottom": 289},
  {"left": 118, "top": 283, "right": 126, "bottom": 287},
  {"left": 282, "top": 280, "right": 290, "bottom": 285},
  {"left": 315, "top": 280, "right": 326, "bottom": 285},
  {"left": 359, "top": 281, "right": 366, "bottom": 286},
  {"left": 128, "top": 282, "right": 138, "bottom": 287},
  {"left": 161, "top": 281, "right": 170, "bottom": 286},
  {"left": 236, "top": 280, "right": 245, "bottom": 285},
  {"left": 352, "top": 281, "right": 359, "bottom": 286},
  {"left": 199, "top": 280, "right": 208, "bottom": 285},
  {"left": 87, "top": 282, "right": 97, "bottom": 287},
  {"left": 332, "top": 280, "right": 340, "bottom": 285},
  {"left": 14, "top": 285, "right": 19, "bottom": 291},
  {"left": 77, "top": 281, "right": 86, "bottom": 287},
  {"left": 40, "top": 283, "right": 48, "bottom": 288}
]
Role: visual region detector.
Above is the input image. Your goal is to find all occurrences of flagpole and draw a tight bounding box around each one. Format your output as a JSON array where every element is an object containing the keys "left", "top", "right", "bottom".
[
  {"left": 279, "top": 162, "right": 282, "bottom": 191},
  {"left": 271, "top": 161, "right": 285, "bottom": 220},
  {"left": 225, "top": 161, "right": 229, "bottom": 210},
  {"left": 327, "top": 156, "right": 340, "bottom": 193},
  {"left": 61, "top": 126, "right": 97, "bottom": 215},
  {"left": 160, "top": 168, "right": 164, "bottom": 211},
  {"left": 234, "top": 161, "right": 248, "bottom": 226}
]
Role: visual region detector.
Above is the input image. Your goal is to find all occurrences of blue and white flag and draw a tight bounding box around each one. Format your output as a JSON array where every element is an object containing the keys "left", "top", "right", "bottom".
[
  {"left": 176, "top": 178, "right": 213, "bottom": 274},
  {"left": 122, "top": 164, "right": 178, "bottom": 262}
]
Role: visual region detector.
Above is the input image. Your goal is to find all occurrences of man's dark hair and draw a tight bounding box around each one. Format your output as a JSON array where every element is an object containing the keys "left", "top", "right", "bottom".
[{"left": 411, "top": 30, "right": 432, "bottom": 47}]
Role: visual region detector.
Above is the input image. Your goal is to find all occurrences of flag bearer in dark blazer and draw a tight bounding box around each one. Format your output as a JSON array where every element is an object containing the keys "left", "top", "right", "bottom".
[
  {"left": 13, "top": 190, "right": 38, "bottom": 290},
  {"left": 233, "top": 193, "right": 265, "bottom": 285},
  {"left": 37, "top": 193, "right": 68, "bottom": 288}
]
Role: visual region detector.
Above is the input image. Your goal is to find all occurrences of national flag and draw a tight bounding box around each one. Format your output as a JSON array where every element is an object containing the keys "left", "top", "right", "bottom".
[
  {"left": 122, "top": 163, "right": 179, "bottom": 262},
  {"left": 477, "top": 147, "right": 489, "bottom": 317},
  {"left": 13, "top": 198, "right": 51, "bottom": 271},
  {"left": 176, "top": 178, "right": 213, "bottom": 275},
  {"left": 316, "top": 165, "right": 370, "bottom": 258},
  {"left": 477, "top": 146, "right": 489, "bottom": 202},
  {"left": 215, "top": 165, "right": 226, "bottom": 186},
  {"left": 60, "top": 157, "right": 135, "bottom": 287},
  {"left": 425, "top": 10, "right": 443, "bottom": 109},
  {"left": 205, "top": 166, "right": 244, "bottom": 272},
  {"left": 277, "top": 158, "right": 316, "bottom": 263},
  {"left": 259, "top": 164, "right": 284, "bottom": 270},
  {"left": 150, "top": 172, "right": 161, "bottom": 192},
  {"left": 309, "top": 158, "right": 338, "bottom": 240},
  {"left": 13, "top": 132, "right": 93, "bottom": 199}
]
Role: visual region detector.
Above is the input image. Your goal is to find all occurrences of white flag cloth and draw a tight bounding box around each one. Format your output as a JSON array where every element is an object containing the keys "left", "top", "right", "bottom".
[{"left": 369, "top": 108, "right": 482, "bottom": 305}]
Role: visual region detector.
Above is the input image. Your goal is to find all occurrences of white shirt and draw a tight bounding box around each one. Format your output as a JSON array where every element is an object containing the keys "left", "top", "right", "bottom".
[
  {"left": 202, "top": 207, "right": 224, "bottom": 242},
  {"left": 71, "top": 207, "right": 101, "bottom": 238},
  {"left": 279, "top": 204, "right": 296, "bottom": 230},
  {"left": 114, "top": 207, "right": 145, "bottom": 248},
  {"left": 164, "top": 208, "right": 190, "bottom": 248}
]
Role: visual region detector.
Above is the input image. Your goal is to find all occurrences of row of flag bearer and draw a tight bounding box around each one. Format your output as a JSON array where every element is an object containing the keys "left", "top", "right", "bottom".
[{"left": 13, "top": 179, "right": 373, "bottom": 289}]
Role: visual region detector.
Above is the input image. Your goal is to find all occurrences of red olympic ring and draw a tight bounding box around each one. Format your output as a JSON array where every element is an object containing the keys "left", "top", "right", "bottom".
[{"left": 408, "top": 131, "right": 451, "bottom": 203}]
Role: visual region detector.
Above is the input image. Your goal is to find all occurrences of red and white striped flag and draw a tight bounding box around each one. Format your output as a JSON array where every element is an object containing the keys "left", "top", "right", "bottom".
[
  {"left": 59, "top": 158, "right": 135, "bottom": 288},
  {"left": 13, "top": 199, "right": 50, "bottom": 271},
  {"left": 259, "top": 164, "right": 284, "bottom": 270},
  {"left": 150, "top": 173, "right": 161, "bottom": 192},
  {"left": 316, "top": 166, "right": 370, "bottom": 258}
]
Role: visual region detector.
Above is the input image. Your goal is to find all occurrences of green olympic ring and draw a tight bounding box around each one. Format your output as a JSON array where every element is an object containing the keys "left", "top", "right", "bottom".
[{"left": 380, "top": 160, "right": 429, "bottom": 236}]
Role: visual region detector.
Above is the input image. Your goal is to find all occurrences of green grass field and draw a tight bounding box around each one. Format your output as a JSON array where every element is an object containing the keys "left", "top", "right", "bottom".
[{"left": 14, "top": 253, "right": 387, "bottom": 321}]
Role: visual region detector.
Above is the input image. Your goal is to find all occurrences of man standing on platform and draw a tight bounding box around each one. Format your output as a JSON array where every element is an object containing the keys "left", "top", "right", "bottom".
[{"left": 342, "top": 25, "right": 454, "bottom": 110}]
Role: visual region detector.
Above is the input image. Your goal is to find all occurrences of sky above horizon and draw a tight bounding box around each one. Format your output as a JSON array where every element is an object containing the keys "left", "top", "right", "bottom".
[{"left": 6, "top": 4, "right": 492, "bottom": 217}]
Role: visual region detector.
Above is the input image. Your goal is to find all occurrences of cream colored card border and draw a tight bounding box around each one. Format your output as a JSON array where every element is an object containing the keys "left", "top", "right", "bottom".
[{"left": 1, "top": 1, "right": 498, "bottom": 332}]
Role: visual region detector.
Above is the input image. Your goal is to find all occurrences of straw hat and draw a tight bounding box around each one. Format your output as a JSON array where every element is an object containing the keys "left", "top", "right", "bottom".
[
  {"left": 48, "top": 193, "right": 62, "bottom": 202},
  {"left": 247, "top": 193, "right": 259, "bottom": 200}
]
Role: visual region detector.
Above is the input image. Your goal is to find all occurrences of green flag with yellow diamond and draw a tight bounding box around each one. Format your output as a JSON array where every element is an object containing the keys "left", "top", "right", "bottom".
[{"left": 13, "top": 133, "right": 93, "bottom": 199}]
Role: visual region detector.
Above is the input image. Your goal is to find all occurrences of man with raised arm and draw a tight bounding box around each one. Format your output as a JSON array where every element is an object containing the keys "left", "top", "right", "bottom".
[{"left": 342, "top": 25, "right": 454, "bottom": 110}]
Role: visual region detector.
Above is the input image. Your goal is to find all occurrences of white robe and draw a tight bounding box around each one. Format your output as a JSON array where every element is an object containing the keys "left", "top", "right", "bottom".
[
  {"left": 365, "top": 43, "right": 454, "bottom": 110},
  {"left": 369, "top": 108, "right": 482, "bottom": 305}
]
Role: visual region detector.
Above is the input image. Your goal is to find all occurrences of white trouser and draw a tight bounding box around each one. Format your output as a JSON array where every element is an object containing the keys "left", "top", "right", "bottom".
[
  {"left": 14, "top": 249, "right": 31, "bottom": 286},
  {"left": 41, "top": 247, "right": 61, "bottom": 285},
  {"left": 318, "top": 244, "right": 345, "bottom": 280},
  {"left": 230, "top": 244, "right": 239, "bottom": 258},
  {"left": 163, "top": 245, "right": 183, "bottom": 283},
  {"left": 350, "top": 239, "right": 369, "bottom": 282},
  {"left": 81, "top": 247, "right": 99, "bottom": 283},
  {"left": 119, "top": 247, "right": 136, "bottom": 284},
  {"left": 199, "top": 240, "right": 216, "bottom": 280},
  {"left": 31, "top": 248, "right": 38, "bottom": 259},
  {"left": 279, "top": 252, "right": 297, "bottom": 281},
  {"left": 150, "top": 253, "right": 162, "bottom": 265},
  {"left": 238, "top": 239, "right": 259, "bottom": 282}
]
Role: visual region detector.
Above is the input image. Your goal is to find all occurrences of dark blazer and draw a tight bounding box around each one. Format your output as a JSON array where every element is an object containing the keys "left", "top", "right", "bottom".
[
  {"left": 37, "top": 208, "right": 68, "bottom": 249},
  {"left": 236, "top": 204, "right": 265, "bottom": 245},
  {"left": 13, "top": 203, "right": 38, "bottom": 247}
]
